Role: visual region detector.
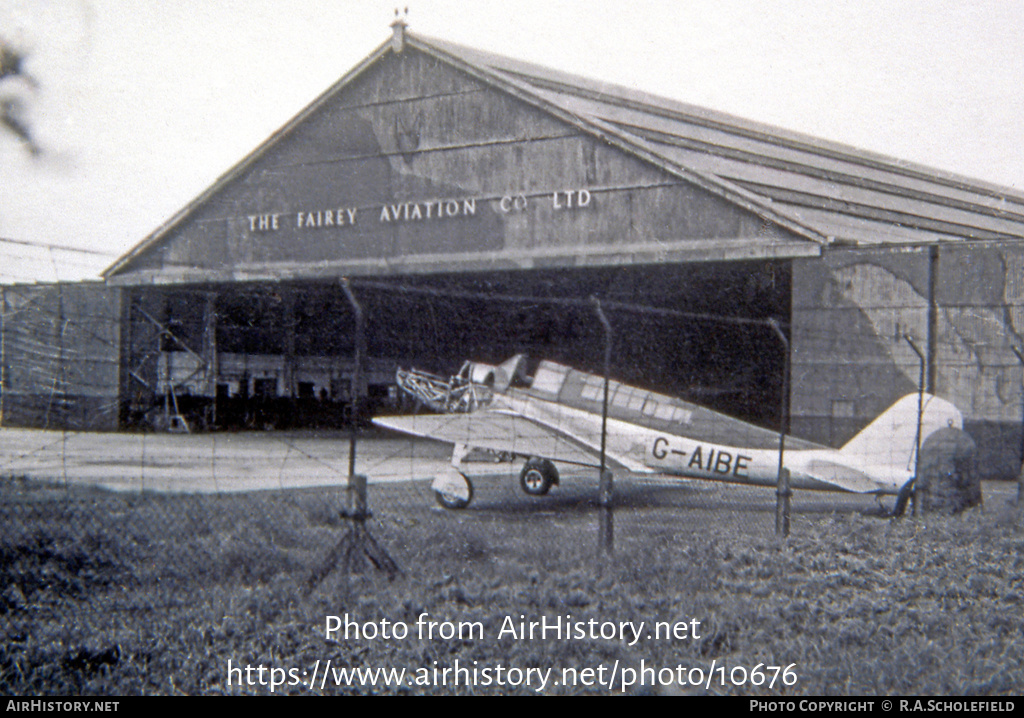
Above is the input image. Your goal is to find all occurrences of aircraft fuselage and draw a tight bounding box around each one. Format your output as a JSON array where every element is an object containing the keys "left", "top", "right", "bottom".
[{"left": 497, "top": 391, "right": 908, "bottom": 495}]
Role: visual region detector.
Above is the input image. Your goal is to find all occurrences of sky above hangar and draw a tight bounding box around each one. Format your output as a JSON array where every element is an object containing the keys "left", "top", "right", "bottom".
[{"left": 0, "top": 0, "right": 1022, "bottom": 282}]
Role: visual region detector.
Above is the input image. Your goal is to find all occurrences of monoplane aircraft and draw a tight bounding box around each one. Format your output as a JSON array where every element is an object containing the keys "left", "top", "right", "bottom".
[{"left": 372, "top": 355, "right": 962, "bottom": 509}]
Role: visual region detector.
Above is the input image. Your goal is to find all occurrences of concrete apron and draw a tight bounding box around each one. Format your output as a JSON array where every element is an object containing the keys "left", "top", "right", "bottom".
[{"left": 0, "top": 428, "right": 458, "bottom": 494}]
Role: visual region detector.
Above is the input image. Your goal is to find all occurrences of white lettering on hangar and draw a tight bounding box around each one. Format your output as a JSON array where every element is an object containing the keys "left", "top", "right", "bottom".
[{"left": 244, "top": 187, "right": 594, "bottom": 234}]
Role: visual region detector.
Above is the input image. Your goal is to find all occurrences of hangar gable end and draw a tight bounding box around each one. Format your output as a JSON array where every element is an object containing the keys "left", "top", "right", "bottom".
[{"left": 106, "top": 41, "right": 817, "bottom": 285}]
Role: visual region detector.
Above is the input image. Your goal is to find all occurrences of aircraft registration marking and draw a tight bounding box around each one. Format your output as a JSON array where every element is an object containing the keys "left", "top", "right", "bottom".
[{"left": 651, "top": 436, "right": 753, "bottom": 478}]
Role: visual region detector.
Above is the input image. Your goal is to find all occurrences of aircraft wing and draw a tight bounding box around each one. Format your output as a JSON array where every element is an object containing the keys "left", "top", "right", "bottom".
[{"left": 373, "top": 410, "right": 641, "bottom": 473}]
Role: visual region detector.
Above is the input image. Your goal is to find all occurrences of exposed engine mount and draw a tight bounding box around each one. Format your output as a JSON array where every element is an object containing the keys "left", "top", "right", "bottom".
[{"left": 395, "top": 354, "right": 528, "bottom": 413}]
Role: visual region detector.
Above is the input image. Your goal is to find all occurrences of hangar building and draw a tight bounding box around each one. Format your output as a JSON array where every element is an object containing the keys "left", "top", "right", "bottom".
[{"left": 12, "top": 23, "right": 1024, "bottom": 478}]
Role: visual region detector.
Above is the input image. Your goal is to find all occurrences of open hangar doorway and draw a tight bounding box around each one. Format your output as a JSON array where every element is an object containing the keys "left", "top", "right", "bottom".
[
  {"left": 121, "top": 281, "right": 367, "bottom": 432},
  {"left": 120, "top": 259, "right": 791, "bottom": 433}
]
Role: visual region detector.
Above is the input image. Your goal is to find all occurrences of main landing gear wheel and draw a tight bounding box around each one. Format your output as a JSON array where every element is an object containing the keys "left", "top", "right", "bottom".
[
  {"left": 519, "top": 458, "right": 558, "bottom": 496},
  {"left": 433, "top": 472, "right": 474, "bottom": 510}
]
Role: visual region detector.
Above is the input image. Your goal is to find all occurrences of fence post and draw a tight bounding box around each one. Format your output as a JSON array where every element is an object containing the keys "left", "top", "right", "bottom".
[
  {"left": 341, "top": 279, "right": 364, "bottom": 483},
  {"left": 591, "top": 297, "right": 614, "bottom": 562},
  {"left": 767, "top": 319, "right": 791, "bottom": 537},
  {"left": 305, "top": 280, "right": 398, "bottom": 593},
  {"left": 903, "top": 334, "right": 926, "bottom": 516},
  {"left": 1012, "top": 346, "right": 1024, "bottom": 511}
]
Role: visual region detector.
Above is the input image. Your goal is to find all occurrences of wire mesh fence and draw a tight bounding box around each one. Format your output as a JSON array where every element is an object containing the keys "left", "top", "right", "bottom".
[{"left": 2, "top": 273, "right": 1021, "bottom": 695}]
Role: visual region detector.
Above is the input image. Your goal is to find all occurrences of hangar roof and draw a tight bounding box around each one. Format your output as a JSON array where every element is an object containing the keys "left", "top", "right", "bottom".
[
  {"left": 105, "top": 28, "right": 1024, "bottom": 282},
  {"left": 418, "top": 33, "right": 1024, "bottom": 246}
]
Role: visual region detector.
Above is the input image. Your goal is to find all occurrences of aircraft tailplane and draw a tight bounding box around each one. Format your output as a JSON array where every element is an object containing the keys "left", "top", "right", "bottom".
[{"left": 837, "top": 393, "right": 962, "bottom": 473}]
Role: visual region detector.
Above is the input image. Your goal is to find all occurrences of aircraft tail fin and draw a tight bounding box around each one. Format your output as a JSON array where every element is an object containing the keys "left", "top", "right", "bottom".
[{"left": 838, "top": 393, "right": 962, "bottom": 473}]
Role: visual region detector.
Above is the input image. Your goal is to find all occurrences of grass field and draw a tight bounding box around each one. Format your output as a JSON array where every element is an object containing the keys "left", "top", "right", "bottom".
[{"left": 1, "top": 472, "right": 1022, "bottom": 695}]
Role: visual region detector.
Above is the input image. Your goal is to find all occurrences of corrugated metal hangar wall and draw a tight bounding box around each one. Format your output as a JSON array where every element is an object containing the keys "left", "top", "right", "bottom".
[
  {"left": 0, "top": 282, "right": 121, "bottom": 431},
  {"left": 794, "top": 244, "right": 1024, "bottom": 480},
  {"left": 8, "top": 26, "right": 1024, "bottom": 481}
]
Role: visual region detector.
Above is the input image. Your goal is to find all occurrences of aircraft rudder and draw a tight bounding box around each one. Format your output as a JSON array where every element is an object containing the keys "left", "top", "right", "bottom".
[{"left": 837, "top": 393, "right": 963, "bottom": 472}]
